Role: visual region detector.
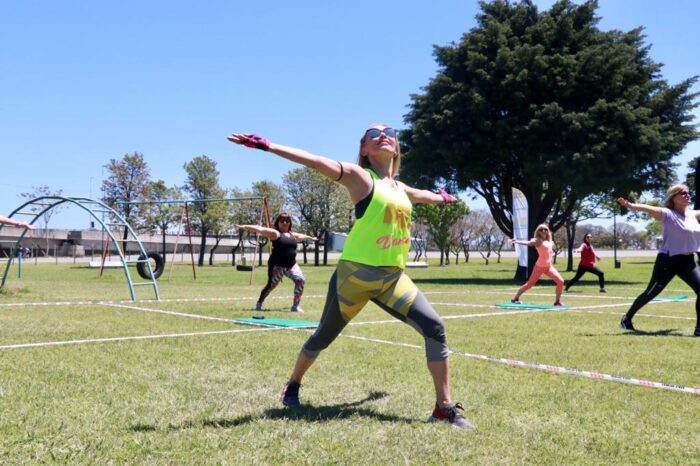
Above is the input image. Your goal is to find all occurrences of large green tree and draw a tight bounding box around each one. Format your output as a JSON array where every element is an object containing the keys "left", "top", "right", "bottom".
[
  {"left": 283, "top": 167, "right": 353, "bottom": 265},
  {"left": 402, "top": 0, "right": 698, "bottom": 275},
  {"left": 413, "top": 201, "right": 469, "bottom": 266},
  {"left": 183, "top": 156, "right": 226, "bottom": 266},
  {"left": 102, "top": 152, "right": 151, "bottom": 251}
]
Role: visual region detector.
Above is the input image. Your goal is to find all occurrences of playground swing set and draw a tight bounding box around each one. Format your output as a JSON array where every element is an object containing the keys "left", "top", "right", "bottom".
[{"left": 0, "top": 196, "right": 272, "bottom": 301}]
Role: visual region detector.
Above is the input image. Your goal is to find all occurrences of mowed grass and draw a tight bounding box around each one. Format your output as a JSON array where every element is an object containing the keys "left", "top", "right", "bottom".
[{"left": 1, "top": 257, "right": 699, "bottom": 464}]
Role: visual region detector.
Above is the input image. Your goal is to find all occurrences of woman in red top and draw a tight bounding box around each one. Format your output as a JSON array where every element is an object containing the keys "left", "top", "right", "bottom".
[{"left": 565, "top": 233, "right": 606, "bottom": 293}]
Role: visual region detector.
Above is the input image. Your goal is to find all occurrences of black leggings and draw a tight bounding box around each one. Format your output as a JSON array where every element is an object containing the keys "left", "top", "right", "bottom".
[
  {"left": 566, "top": 265, "right": 605, "bottom": 290},
  {"left": 625, "top": 253, "right": 700, "bottom": 327}
]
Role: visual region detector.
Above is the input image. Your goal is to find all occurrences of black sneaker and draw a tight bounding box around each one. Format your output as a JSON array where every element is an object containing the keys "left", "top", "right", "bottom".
[
  {"left": 600, "top": 288, "right": 607, "bottom": 293},
  {"left": 280, "top": 381, "right": 301, "bottom": 408},
  {"left": 619, "top": 316, "right": 635, "bottom": 331},
  {"left": 428, "top": 402, "right": 475, "bottom": 430},
  {"left": 694, "top": 327, "right": 700, "bottom": 337}
]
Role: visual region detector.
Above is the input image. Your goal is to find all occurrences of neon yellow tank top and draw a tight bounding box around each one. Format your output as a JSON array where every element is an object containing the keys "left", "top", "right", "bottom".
[{"left": 340, "top": 168, "right": 412, "bottom": 268}]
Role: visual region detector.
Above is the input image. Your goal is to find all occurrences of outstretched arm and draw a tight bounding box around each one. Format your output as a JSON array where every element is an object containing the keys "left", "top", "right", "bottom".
[
  {"left": 227, "top": 133, "right": 372, "bottom": 203},
  {"left": 617, "top": 197, "right": 663, "bottom": 221},
  {"left": 293, "top": 232, "right": 318, "bottom": 242},
  {"left": 401, "top": 184, "right": 457, "bottom": 207},
  {"left": 511, "top": 238, "right": 536, "bottom": 247},
  {"left": 0, "top": 215, "right": 35, "bottom": 229},
  {"left": 234, "top": 224, "right": 279, "bottom": 240}
]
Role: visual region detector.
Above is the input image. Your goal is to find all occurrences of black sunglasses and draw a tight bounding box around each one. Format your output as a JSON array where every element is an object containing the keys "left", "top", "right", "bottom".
[
  {"left": 279, "top": 218, "right": 291, "bottom": 223},
  {"left": 365, "top": 127, "right": 397, "bottom": 139}
]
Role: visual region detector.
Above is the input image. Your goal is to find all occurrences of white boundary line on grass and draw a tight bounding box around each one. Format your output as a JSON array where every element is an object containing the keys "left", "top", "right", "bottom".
[
  {"left": 568, "top": 309, "right": 695, "bottom": 321},
  {"left": 100, "top": 302, "right": 235, "bottom": 322},
  {"left": 336, "top": 333, "right": 700, "bottom": 396},
  {"left": 0, "top": 326, "right": 285, "bottom": 350},
  {"left": 0, "top": 295, "right": 327, "bottom": 308},
  {"left": 0, "top": 307, "right": 550, "bottom": 350},
  {"left": 2, "top": 299, "right": 698, "bottom": 396}
]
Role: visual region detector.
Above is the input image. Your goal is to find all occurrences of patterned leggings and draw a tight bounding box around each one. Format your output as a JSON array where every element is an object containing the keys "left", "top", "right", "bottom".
[
  {"left": 302, "top": 260, "right": 448, "bottom": 362},
  {"left": 258, "top": 263, "right": 305, "bottom": 306}
]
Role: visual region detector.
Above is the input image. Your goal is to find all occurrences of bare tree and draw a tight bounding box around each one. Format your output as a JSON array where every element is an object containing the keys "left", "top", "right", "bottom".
[
  {"left": 473, "top": 211, "right": 502, "bottom": 265},
  {"left": 410, "top": 223, "right": 428, "bottom": 262},
  {"left": 142, "top": 181, "right": 183, "bottom": 262},
  {"left": 19, "top": 185, "right": 64, "bottom": 257}
]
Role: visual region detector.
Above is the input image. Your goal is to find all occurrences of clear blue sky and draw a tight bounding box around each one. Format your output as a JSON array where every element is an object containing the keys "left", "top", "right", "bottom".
[{"left": 1, "top": 0, "right": 698, "bottom": 228}]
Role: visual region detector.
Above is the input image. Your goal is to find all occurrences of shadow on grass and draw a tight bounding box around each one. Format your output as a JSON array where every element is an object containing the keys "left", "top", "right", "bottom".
[
  {"left": 580, "top": 328, "right": 686, "bottom": 337},
  {"left": 145, "top": 391, "right": 416, "bottom": 432}
]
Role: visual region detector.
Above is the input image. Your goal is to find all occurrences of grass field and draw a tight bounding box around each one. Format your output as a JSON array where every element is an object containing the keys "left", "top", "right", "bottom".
[{"left": 1, "top": 257, "right": 699, "bottom": 464}]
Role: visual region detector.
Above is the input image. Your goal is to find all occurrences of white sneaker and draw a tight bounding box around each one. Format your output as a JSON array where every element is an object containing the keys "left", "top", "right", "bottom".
[
  {"left": 290, "top": 305, "right": 304, "bottom": 313},
  {"left": 255, "top": 302, "right": 263, "bottom": 311}
]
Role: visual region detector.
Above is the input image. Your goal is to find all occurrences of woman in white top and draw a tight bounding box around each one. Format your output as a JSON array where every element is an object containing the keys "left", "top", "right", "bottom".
[{"left": 617, "top": 183, "right": 700, "bottom": 336}]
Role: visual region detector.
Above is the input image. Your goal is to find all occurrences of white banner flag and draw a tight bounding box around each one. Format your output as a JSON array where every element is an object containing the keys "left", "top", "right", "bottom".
[{"left": 512, "top": 188, "right": 528, "bottom": 268}]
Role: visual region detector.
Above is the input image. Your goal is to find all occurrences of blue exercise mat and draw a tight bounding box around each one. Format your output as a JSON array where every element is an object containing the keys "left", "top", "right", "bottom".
[
  {"left": 652, "top": 294, "right": 688, "bottom": 302},
  {"left": 496, "top": 302, "right": 567, "bottom": 310},
  {"left": 233, "top": 317, "right": 319, "bottom": 328}
]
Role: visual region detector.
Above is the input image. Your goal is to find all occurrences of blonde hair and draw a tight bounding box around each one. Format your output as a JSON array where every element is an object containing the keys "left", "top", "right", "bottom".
[
  {"left": 664, "top": 183, "right": 690, "bottom": 209},
  {"left": 357, "top": 123, "right": 401, "bottom": 178},
  {"left": 533, "top": 223, "right": 552, "bottom": 241}
]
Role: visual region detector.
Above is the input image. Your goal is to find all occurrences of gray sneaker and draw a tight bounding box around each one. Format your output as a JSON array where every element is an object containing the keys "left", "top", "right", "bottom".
[
  {"left": 255, "top": 301, "right": 263, "bottom": 311},
  {"left": 428, "top": 402, "right": 475, "bottom": 430},
  {"left": 291, "top": 305, "right": 304, "bottom": 313}
]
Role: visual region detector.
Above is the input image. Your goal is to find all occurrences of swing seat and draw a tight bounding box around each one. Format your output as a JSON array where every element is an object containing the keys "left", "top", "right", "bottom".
[{"left": 236, "top": 265, "right": 254, "bottom": 271}]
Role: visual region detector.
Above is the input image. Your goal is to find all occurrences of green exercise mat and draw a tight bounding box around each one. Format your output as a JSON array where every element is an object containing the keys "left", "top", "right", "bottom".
[
  {"left": 233, "top": 317, "right": 319, "bottom": 328},
  {"left": 496, "top": 302, "right": 567, "bottom": 310},
  {"left": 652, "top": 294, "right": 688, "bottom": 302}
]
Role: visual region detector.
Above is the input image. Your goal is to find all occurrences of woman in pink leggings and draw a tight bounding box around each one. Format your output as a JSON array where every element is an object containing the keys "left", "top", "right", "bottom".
[{"left": 510, "top": 224, "right": 565, "bottom": 306}]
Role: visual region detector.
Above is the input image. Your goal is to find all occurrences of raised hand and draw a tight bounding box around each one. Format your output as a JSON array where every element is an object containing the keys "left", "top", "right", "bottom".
[
  {"left": 227, "top": 133, "right": 270, "bottom": 151},
  {"left": 438, "top": 188, "right": 457, "bottom": 204},
  {"left": 616, "top": 197, "right": 631, "bottom": 208}
]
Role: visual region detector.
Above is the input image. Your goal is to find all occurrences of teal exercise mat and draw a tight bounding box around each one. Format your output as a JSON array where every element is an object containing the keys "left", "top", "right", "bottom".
[
  {"left": 652, "top": 295, "right": 688, "bottom": 301},
  {"left": 496, "top": 302, "right": 567, "bottom": 310},
  {"left": 233, "top": 317, "right": 319, "bottom": 328}
]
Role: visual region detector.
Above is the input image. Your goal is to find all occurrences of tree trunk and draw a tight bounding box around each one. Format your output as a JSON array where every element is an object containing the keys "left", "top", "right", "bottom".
[
  {"left": 198, "top": 230, "right": 208, "bottom": 266},
  {"left": 121, "top": 227, "right": 129, "bottom": 257},
  {"left": 323, "top": 230, "right": 329, "bottom": 266},
  {"left": 231, "top": 236, "right": 243, "bottom": 266},
  {"left": 565, "top": 222, "right": 577, "bottom": 272},
  {"left": 161, "top": 230, "right": 167, "bottom": 264},
  {"left": 209, "top": 236, "right": 222, "bottom": 265}
]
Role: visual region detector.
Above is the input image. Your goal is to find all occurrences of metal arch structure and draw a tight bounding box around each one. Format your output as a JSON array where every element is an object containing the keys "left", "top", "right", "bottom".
[{"left": 0, "top": 196, "right": 159, "bottom": 301}]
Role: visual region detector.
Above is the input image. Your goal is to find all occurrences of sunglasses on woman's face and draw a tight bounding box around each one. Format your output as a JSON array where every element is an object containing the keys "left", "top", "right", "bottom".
[
  {"left": 279, "top": 218, "right": 291, "bottom": 224},
  {"left": 677, "top": 191, "right": 691, "bottom": 197},
  {"left": 365, "top": 127, "right": 397, "bottom": 139}
]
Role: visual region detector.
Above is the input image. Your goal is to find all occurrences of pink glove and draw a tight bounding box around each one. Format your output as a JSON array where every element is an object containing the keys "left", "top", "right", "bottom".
[
  {"left": 438, "top": 188, "right": 457, "bottom": 205},
  {"left": 241, "top": 134, "right": 270, "bottom": 151}
]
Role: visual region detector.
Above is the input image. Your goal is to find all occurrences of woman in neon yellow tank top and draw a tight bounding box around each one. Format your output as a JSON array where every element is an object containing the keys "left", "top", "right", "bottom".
[{"left": 227, "top": 125, "right": 474, "bottom": 429}]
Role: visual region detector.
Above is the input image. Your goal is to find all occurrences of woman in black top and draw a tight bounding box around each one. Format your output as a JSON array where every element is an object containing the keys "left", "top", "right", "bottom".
[{"left": 236, "top": 213, "right": 317, "bottom": 312}]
